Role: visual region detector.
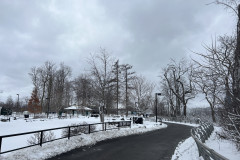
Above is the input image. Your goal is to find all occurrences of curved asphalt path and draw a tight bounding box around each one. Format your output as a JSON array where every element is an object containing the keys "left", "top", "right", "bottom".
[{"left": 48, "top": 123, "right": 192, "bottom": 160}]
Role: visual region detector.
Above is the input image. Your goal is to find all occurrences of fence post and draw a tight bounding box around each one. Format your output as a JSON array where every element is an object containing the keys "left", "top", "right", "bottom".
[
  {"left": 105, "top": 123, "right": 107, "bottom": 131},
  {"left": 0, "top": 137, "right": 2, "bottom": 153},
  {"left": 88, "top": 124, "right": 91, "bottom": 134},
  {"left": 68, "top": 127, "right": 71, "bottom": 139},
  {"left": 40, "top": 131, "right": 43, "bottom": 147}
]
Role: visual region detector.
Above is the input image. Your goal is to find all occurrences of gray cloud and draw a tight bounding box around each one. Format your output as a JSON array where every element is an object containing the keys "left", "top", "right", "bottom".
[{"left": 0, "top": 0, "right": 236, "bottom": 102}]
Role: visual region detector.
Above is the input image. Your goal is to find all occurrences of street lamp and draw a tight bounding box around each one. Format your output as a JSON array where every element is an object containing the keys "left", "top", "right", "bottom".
[
  {"left": 46, "top": 97, "right": 50, "bottom": 118},
  {"left": 16, "top": 94, "right": 19, "bottom": 109},
  {"left": 155, "top": 93, "right": 161, "bottom": 123}
]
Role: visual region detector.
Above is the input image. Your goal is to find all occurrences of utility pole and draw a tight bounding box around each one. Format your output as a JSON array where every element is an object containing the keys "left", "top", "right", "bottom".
[
  {"left": 121, "top": 64, "right": 135, "bottom": 116},
  {"left": 114, "top": 60, "right": 120, "bottom": 115},
  {"left": 155, "top": 93, "right": 161, "bottom": 123}
]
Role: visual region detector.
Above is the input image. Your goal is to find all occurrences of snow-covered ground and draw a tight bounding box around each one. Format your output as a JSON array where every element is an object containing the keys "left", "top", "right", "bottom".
[
  {"left": 171, "top": 124, "right": 240, "bottom": 160},
  {"left": 0, "top": 116, "right": 101, "bottom": 153},
  {"left": 204, "top": 127, "right": 240, "bottom": 160},
  {"left": 171, "top": 137, "right": 201, "bottom": 160},
  {"left": 0, "top": 116, "right": 167, "bottom": 160}
]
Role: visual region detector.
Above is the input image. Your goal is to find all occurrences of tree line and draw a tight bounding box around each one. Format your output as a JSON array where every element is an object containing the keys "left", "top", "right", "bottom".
[{"left": 14, "top": 48, "right": 154, "bottom": 116}]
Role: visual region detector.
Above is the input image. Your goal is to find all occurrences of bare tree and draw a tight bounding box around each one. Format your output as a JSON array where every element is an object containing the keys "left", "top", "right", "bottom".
[
  {"left": 161, "top": 79, "right": 176, "bottom": 116},
  {"left": 53, "top": 63, "right": 72, "bottom": 112},
  {"left": 132, "top": 75, "right": 155, "bottom": 113},
  {"left": 29, "top": 61, "right": 73, "bottom": 114},
  {"left": 29, "top": 61, "right": 56, "bottom": 112},
  {"left": 74, "top": 74, "right": 94, "bottom": 106},
  {"left": 88, "top": 48, "right": 114, "bottom": 121},
  {"left": 5, "top": 96, "right": 14, "bottom": 110},
  {"left": 192, "top": 66, "right": 220, "bottom": 122},
  {"left": 193, "top": 36, "right": 236, "bottom": 111},
  {"left": 192, "top": 0, "right": 240, "bottom": 145},
  {"left": 163, "top": 59, "right": 195, "bottom": 116}
]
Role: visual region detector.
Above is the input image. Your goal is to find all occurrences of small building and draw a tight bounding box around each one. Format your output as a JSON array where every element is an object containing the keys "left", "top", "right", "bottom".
[
  {"left": 143, "top": 108, "right": 154, "bottom": 117},
  {"left": 64, "top": 105, "right": 92, "bottom": 116}
]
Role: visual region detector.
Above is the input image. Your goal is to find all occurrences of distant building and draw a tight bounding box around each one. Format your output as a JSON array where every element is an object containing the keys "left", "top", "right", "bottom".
[{"left": 64, "top": 105, "right": 92, "bottom": 116}]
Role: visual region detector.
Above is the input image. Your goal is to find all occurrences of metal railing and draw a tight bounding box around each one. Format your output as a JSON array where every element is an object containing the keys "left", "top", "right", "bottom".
[
  {"left": 0, "top": 121, "right": 131, "bottom": 154},
  {"left": 191, "top": 123, "right": 228, "bottom": 160}
]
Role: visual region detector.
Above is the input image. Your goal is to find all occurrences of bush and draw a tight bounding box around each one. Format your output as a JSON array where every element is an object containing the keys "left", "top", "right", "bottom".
[
  {"left": 27, "top": 131, "right": 56, "bottom": 145},
  {"left": 62, "top": 122, "right": 96, "bottom": 137}
]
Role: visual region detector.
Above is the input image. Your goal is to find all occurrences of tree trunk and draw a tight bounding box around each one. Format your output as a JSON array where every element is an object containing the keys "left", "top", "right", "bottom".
[{"left": 233, "top": 5, "right": 240, "bottom": 113}]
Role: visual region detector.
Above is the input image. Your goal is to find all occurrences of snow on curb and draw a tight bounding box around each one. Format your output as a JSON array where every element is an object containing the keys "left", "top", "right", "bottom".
[
  {"left": 163, "top": 120, "right": 199, "bottom": 127},
  {"left": 0, "top": 123, "right": 167, "bottom": 160},
  {"left": 171, "top": 137, "right": 202, "bottom": 160}
]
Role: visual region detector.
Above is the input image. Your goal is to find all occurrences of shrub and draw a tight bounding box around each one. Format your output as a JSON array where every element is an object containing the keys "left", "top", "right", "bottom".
[
  {"left": 27, "top": 131, "right": 56, "bottom": 145},
  {"left": 62, "top": 122, "right": 96, "bottom": 137}
]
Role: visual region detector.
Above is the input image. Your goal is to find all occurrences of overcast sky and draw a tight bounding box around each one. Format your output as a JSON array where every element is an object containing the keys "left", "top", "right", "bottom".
[{"left": 0, "top": 0, "right": 236, "bottom": 105}]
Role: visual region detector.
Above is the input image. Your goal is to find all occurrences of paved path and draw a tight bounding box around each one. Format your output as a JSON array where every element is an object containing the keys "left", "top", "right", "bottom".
[{"left": 48, "top": 123, "right": 192, "bottom": 160}]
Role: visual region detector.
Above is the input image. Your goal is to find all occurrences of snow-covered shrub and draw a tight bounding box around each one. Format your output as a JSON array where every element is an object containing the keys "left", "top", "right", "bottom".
[
  {"left": 62, "top": 122, "right": 96, "bottom": 137},
  {"left": 27, "top": 131, "right": 56, "bottom": 145}
]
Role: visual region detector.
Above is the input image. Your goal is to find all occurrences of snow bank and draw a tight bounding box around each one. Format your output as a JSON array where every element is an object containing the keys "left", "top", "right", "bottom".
[
  {"left": 204, "top": 127, "right": 240, "bottom": 160},
  {"left": 0, "top": 122, "right": 167, "bottom": 160},
  {"left": 171, "top": 137, "right": 202, "bottom": 160},
  {"left": 163, "top": 120, "right": 199, "bottom": 127},
  {"left": 172, "top": 127, "right": 240, "bottom": 160}
]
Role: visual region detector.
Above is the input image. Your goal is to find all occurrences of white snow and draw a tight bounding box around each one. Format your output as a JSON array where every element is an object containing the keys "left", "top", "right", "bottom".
[
  {"left": 163, "top": 120, "right": 199, "bottom": 127},
  {"left": 172, "top": 126, "right": 240, "bottom": 160},
  {"left": 204, "top": 127, "right": 240, "bottom": 160},
  {"left": 0, "top": 116, "right": 100, "bottom": 136},
  {"left": 0, "top": 116, "right": 167, "bottom": 160},
  {"left": 171, "top": 137, "right": 202, "bottom": 160},
  {"left": 0, "top": 116, "right": 101, "bottom": 152}
]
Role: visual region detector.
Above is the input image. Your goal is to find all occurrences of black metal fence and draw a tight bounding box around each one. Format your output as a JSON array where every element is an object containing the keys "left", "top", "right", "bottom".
[
  {"left": 191, "top": 122, "right": 228, "bottom": 160},
  {"left": 0, "top": 121, "right": 131, "bottom": 154}
]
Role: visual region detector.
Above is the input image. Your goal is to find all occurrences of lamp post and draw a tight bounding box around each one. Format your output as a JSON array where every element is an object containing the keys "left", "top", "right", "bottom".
[
  {"left": 46, "top": 97, "right": 50, "bottom": 118},
  {"left": 16, "top": 94, "right": 19, "bottom": 110},
  {"left": 155, "top": 93, "right": 161, "bottom": 123}
]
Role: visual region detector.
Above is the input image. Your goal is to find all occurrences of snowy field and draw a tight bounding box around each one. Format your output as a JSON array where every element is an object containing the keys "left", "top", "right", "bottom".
[
  {"left": 171, "top": 124, "right": 240, "bottom": 160},
  {"left": 0, "top": 115, "right": 101, "bottom": 153},
  {"left": 0, "top": 116, "right": 167, "bottom": 160}
]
